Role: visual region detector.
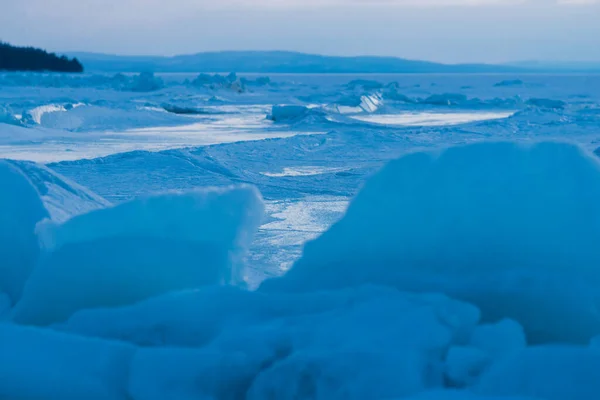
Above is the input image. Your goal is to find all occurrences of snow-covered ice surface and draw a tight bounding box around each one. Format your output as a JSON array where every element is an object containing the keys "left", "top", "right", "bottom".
[{"left": 2, "top": 72, "right": 600, "bottom": 399}]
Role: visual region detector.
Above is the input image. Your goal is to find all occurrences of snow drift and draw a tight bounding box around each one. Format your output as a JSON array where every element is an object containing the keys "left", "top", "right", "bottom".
[
  {"left": 261, "top": 141, "right": 600, "bottom": 344},
  {"left": 12, "top": 185, "right": 264, "bottom": 325},
  {"left": 0, "top": 160, "right": 48, "bottom": 303}
]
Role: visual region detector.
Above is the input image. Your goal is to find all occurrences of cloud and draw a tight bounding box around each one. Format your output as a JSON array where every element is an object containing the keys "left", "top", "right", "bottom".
[
  {"left": 202, "top": 0, "right": 595, "bottom": 7},
  {"left": 557, "top": 0, "right": 598, "bottom": 4},
  {"left": 11, "top": 0, "right": 597, "bottom": 14}
]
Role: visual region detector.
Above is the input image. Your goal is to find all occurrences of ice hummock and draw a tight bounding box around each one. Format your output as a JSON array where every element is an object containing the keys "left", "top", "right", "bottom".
[
  {"left": 261, "top": 141, "right": 600, "bottom": 344},
  {"left": 268, "top": 93, "right": 383, "bottom": 123},
  {"left": 0, "top": 105, "right": 24, "bottom": 126},
  {"left": 267, "top": 105, "right": 319, "bottom": 122},
  {"left": 0, "top": 160, "right": 49, "bottom": 302},
  {"left": 0, "top": 159, "right": 111, "bottom": 303},
  {"left": 0, "top": 324, "right": 135, "bottom": 400},
  {"left": 476, "top": 346, "right": 600, "bottom": 400},
  {"left": 61, "top": 285, "right": 481, "bottom": 400},
  {"left": 12, "top": 185, "right": 264, "bottom": 326},
  {"left": 407, "top": 391, "right": 539, "bottom": 399}
]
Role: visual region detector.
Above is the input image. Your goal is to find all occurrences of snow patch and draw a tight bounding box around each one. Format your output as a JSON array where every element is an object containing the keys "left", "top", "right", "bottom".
[
  {"left": 262, "top": 166, "right": 351, "bottom": 177},
  {"left": 351, "top": 111, "right": 514, "bottom": 127}
]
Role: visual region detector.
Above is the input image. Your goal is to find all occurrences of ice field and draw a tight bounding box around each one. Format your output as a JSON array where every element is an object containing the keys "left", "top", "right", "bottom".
[{"left": 2, "top": 71, "right": 600, "bottom": 399}]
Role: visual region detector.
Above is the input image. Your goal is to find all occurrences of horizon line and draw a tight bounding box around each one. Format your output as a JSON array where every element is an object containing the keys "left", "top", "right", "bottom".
[{"left": 60, "top": 49, "right": 600, "bottom": 67}]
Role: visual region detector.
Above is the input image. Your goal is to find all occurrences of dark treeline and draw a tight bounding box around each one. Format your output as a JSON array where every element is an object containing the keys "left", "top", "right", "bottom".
[{"left": 0, "top": 42, "right": 83, "bottom": 72}]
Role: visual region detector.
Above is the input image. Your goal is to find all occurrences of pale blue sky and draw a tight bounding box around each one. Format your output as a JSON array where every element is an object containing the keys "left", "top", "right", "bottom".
[{"left": 1, "top": 0, "right": 599, "bottom": 63}]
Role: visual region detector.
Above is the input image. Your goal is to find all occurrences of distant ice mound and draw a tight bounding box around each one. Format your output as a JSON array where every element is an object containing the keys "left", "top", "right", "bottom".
[
  {"left": 161, "top": 103, "right": 209, "bottom": 115},
  {"left": 22, "top": 103, "right": 83, "bottom": 125},
  {"left": 20, "top": 103, "right": 186, "bottom": 132},
  {"left": 240, "top": 75, "right": 272, "bottom": 87},
  {"left": 268, "top": 105, "right": 326, "bottom": 123},
  {"left": 525, "top": 98, "right": 565, "bottom": 110},
  {"left": 330, "top": 93, "right": 384, "bottom": 114},
  {"left": 191, "top": 72, "right": 245, "bottom": 92},
  {"left": 357, "top": 93, "right": 383, "bottom": 113},
  {"left": 0, "top": 72, "right": 165, "bottom": 92},
  {"left": 128, "top": 72, "right": 165, "bottom": 92},
  {"left": 261, "top": 141, "right": 600, "bottom": 344},
  {"left": 0, "top": 161, "right": 48, "bottom": 303},
  {"left": 12, "top": 185, "right": 264, "bottom": 326},
  {"left": 345, "top": 79, "right": 384, "bottom": 91},
  {"left": 422, "top": 93, "right": 469, "bottom": 106},
  {"left": 494, "top": 79, "right": 524, "bottom": 87},
  {"left": 268, "top": 94, "right": 382, "bottom": 123},
  {"left": 0, "top": 106, "right": 23, "bottom": 126}
]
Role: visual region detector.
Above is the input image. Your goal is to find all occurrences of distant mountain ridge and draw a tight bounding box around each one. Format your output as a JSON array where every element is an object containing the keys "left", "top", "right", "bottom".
[
  {"left": 68, "top": 50, "right": 525, "bottom": 74},
  {"left": 504, "top": 60, "right": 600, "bottom": 73}
]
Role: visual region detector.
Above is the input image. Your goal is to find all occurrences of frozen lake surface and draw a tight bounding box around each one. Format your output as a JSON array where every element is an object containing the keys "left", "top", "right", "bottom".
[
  {"left": 3, "top": 72, "right": 599, "bottom": 278},
  {"left": 3, "top": 72, "right": 600, "bottom": 400}
]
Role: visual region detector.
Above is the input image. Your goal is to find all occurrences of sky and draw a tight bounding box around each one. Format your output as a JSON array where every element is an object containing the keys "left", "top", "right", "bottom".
[{"left": 1, "top": 0, "right": 599, "bottom": 64}]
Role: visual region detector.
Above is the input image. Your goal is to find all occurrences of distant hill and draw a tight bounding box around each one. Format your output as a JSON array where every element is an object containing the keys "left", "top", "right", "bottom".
[
  {"left": 0, "top": 42, "right": 83, "bottom": 73},
  {"left": 504, "top": 60, "right": 600, "bottom": 73},
  {"left": 68, "top": 50, "right": 523, "bottom": 74}
]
